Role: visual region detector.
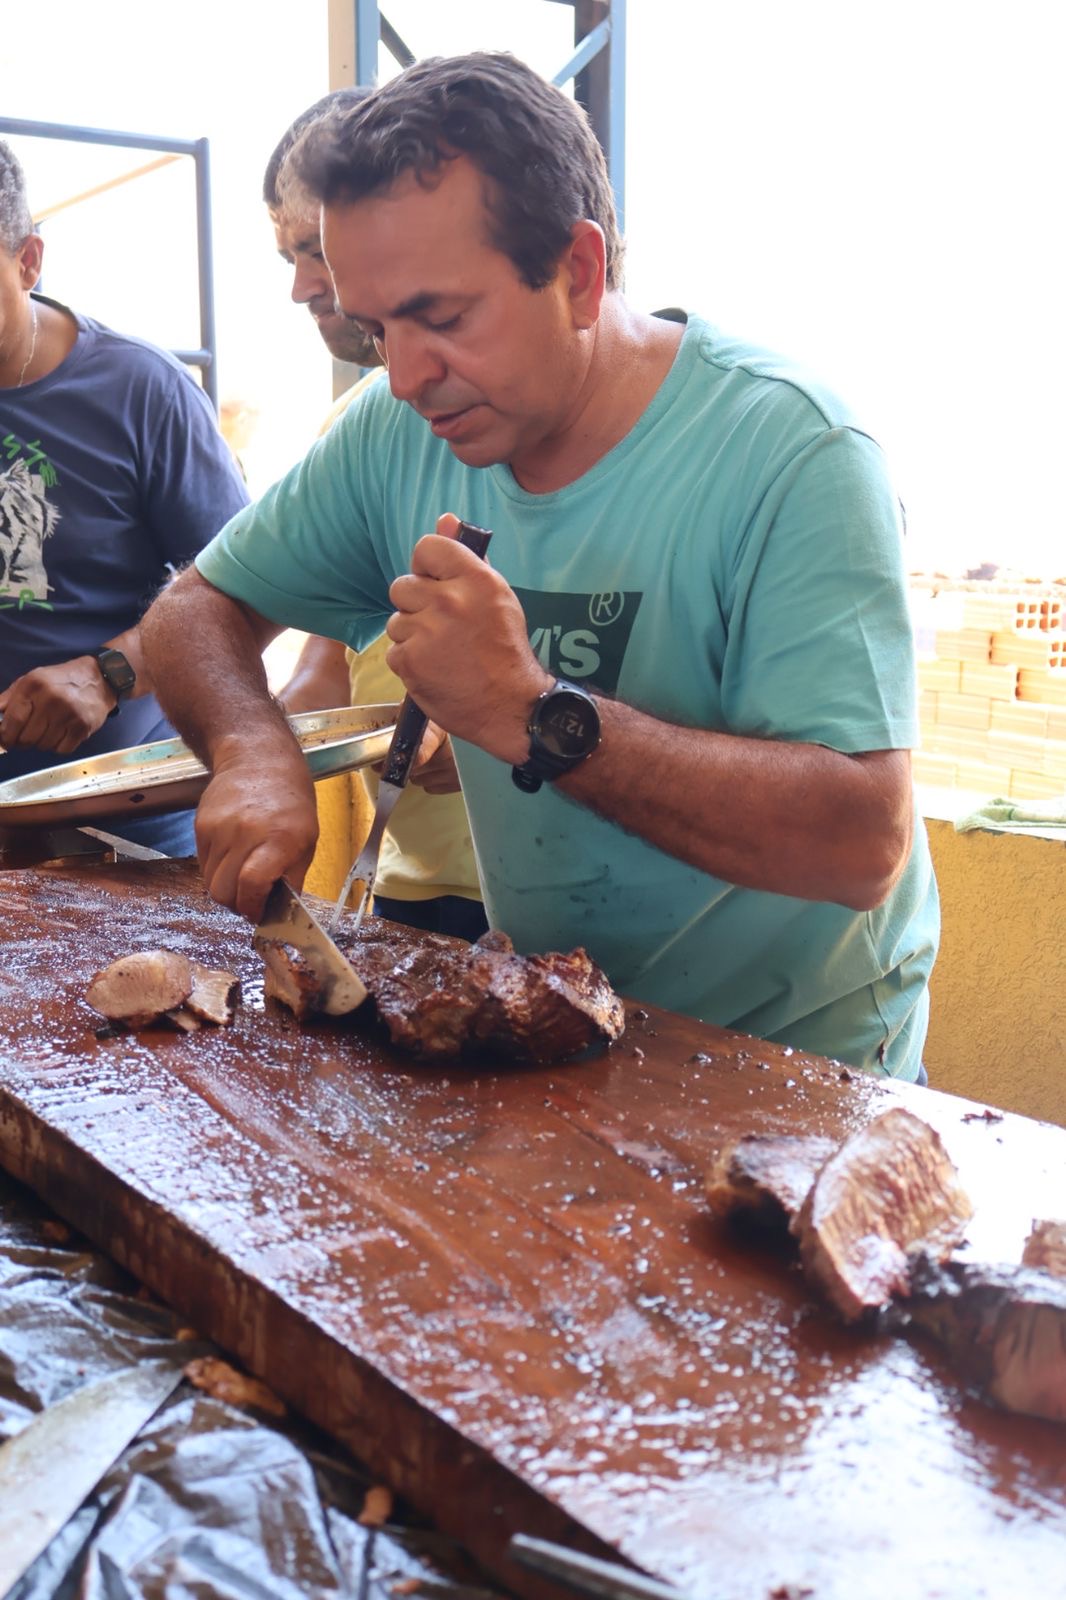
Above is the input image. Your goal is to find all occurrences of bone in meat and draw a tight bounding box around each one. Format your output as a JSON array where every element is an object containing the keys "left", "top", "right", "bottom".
[
  {"left": 791, "top": 1107, "right": 974, "bottom": 1321},
  {"left": 906, "top": 1255, "right": 1066, "bottom": 1424},
  {"left": 257, "top": 939, "right": 332, "bottom": 1021},
  {"left": 705, "top": 1133, "right": 840, "bottom": 1230},
  {"left": 87, "top": 950, "right": 193, "bottom": 1029}
]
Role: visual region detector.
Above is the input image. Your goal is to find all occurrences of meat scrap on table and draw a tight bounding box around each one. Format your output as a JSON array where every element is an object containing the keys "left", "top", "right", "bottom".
[
  {"left": 86, "top": 949, "right": 240, "bottom": 1032},
  {"left": 706, "top": 1109, "right": 1066, "bottom": 1424}
]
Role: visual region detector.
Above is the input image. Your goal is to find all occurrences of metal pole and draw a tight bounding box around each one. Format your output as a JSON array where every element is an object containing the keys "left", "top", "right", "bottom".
[{"left": 193, "top": 138, "right": 217, "bottom": 409}]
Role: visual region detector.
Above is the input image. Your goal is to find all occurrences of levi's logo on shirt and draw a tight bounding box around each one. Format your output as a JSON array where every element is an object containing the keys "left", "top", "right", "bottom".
[{"left": 512, "top": 587, "right": 642, "bottom": 697}]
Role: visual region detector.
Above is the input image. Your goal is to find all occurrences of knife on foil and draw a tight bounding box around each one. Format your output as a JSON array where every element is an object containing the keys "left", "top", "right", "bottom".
[{"left": 325, "top": 519, "right": 493, "bottom": 936}]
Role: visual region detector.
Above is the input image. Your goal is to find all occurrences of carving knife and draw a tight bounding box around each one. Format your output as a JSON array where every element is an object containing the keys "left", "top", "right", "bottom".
[
  {"left": 326, "top": 519, "right": 493, "bottom": 935},
  {"left": 0, "top": 1360, "right": 185, "bottom": 1597},
  {"left": 508, "top": 1534, "right": 688, "bottom": 1600},
  {"left": 254, "top": 877, "right": 368, "bottom": 1014}
]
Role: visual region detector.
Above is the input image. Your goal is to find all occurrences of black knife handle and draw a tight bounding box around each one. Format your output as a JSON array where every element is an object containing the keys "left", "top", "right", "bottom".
[{"left": 379, "top": 520, "right": 494, "bottom": 789}]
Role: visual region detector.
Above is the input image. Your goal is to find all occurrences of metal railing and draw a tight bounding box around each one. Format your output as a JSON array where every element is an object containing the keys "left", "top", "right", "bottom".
[
  {"left": 343, "top": 0, "right": 626, "bottom": 229},
  {"left": 0, "top": 116, "right": 219, "bottom": 409}
]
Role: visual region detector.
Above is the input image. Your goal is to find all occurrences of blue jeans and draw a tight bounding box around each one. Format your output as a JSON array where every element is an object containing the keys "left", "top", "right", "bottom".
[
  {"left": 373, "top": 893, "right": 489, "bottom": 942},
  {"left": 105, "top": 807, "right": 197, "bottom": 858}
]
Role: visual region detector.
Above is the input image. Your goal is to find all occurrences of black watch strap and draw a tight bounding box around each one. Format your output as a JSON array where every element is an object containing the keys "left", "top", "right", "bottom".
[
  {"left": 512, "top": 679, "right": 601, "bottom": 794},
  {"left": 94, "top": 647, "right": 136, "bottom": 717}
]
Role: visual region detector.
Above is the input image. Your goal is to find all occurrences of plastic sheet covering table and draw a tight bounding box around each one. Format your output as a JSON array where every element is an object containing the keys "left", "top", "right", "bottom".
[
  {"left": 0, "top": 1169, "right": 507, "bottom": 1600},
  {"left": 1, "top": 858, "right": 1065, "bottom": 1600}
]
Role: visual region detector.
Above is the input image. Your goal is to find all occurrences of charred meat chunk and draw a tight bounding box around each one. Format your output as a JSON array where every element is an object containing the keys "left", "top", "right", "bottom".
[
  {"left": 791, "top": 1107, "right": 974, "bottom": 1321},
  {"left": 907, "top": 1255, "right": 1066, "bottom": 1423},
  {"left": 705, "top": 1133, "right": 839, "bottom": 1231},
  {"left": 1022, "top": 1219, "right": 1066, "bottom": 1281},
  {"left": 332, "top": 923, "right": 626, "bottom": 1064}
]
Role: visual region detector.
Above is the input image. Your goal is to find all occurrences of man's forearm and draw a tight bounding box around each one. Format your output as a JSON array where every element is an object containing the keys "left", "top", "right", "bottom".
[
  {"left": 276, "top": 635, "right": 352, "bottom": 715},
  {"left": 140, "top": 567, "right": 290, "bottom": 766},
  {"left": 554, "top": 698, "right": 913, "bottom": 912}
]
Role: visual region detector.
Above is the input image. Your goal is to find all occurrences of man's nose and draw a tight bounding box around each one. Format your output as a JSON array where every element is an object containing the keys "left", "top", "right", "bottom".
[
  {"left": 291, "top": 257, "right": 330, "bottom": 305},
  {"left": 384, "top": 330, "right": 445, "bottom": 405}
]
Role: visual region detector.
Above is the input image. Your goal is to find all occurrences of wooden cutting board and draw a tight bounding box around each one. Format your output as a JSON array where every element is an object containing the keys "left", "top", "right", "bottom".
[{"left": 1, "top": 859, "right": 1064, "bottom": 1600}]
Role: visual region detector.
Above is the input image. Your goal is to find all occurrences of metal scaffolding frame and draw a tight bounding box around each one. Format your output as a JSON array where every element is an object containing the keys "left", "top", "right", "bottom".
[
  {"left": 336, "top": 0, "right": 626, "bottom": 228},
  {"left": 0, "top": 116, "right": 219, "bottom": 409}
]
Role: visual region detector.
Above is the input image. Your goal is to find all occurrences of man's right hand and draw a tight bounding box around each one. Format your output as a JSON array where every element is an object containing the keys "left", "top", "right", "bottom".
[{"left": 194, "top": 746, "right": 319, "bottom": 922}]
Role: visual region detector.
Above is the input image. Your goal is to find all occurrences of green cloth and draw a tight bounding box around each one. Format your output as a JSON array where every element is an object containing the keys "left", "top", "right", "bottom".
[{"left": 956, "top": 795, "right": 1066, "bottom": 834}]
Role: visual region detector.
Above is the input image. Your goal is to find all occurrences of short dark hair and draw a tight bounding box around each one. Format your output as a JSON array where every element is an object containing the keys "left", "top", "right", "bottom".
[
  {"left": 291, "top": 52, "right": 624, "bottom": 291},
  {"left": 262, "top": 86, "right": 372, "bottom": 209},
  {"left": 0, "top": 138, "right": 35, "bottom": 254}
]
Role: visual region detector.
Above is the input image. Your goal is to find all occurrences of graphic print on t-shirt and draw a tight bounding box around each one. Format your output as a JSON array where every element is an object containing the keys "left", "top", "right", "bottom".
[
  {"left": 512, "top": 586, "right": 641, "bottom": 695},
  {"left": 0, "top": 460, "right": 57, "bottom": 605}
]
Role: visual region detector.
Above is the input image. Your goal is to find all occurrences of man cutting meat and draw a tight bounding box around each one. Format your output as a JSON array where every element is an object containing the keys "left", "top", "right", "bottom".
[{"left": 140, "top": 52, "right": 939, "bottom": 1079}]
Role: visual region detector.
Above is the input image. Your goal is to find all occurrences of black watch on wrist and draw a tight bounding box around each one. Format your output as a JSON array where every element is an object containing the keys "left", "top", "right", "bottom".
[
  {"left": 512, "top": 679, "right": 601, "bottom": 794},
  {"left": 94, "top": 647, "right": 136, "bottom": 717}
]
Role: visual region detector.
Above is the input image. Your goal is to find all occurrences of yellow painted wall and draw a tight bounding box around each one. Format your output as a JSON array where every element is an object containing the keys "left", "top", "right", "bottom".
[
  {"left": 924, "top": 816, "right": 1065, "bottom": 1128},
  {"left": 303, "top": 775, "right": 372, "bottom": 901}
]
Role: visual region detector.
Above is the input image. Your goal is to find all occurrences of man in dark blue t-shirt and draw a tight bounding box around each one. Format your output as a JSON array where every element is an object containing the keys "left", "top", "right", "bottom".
[{"left": 0, "top": 137, "right": 248, "bottom": 854}]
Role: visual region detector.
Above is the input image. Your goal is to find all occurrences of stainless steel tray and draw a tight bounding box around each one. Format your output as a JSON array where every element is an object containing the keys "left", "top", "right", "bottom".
[{"left": 0, "top": 705, "right": 398, "bottom": 829}]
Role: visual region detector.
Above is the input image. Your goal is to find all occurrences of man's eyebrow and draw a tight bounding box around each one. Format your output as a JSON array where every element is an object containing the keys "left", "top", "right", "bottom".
[{"left": 346, "top": 291, "right": 456, "bottom": 325}]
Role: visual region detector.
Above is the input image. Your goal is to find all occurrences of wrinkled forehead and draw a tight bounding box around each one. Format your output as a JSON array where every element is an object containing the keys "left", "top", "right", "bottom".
[{"left": 271, "top": 204, "right": 322, "bottom": 257}]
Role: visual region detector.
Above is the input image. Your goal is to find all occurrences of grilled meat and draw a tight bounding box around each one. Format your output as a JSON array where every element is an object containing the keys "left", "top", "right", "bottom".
[
  {"left": 359, "top": 927, "right": 624, "bottom": 1063},
  {"left": 87, "top": 949, "right": 193, "bottom": 1029},
  {"left": 791, "top": 1107, "right": 974, "bottom": 1321},
  {"left": 1022, "top": 1219, "right": 1066, "bottom": 1281},
  {"left": 265, "top": 920, "right": 626, "bottom": 1063},
  {"left": 86, "top": 950, "right": 239, "bottom": 1031},
  {"left": 705, "top": 1133, "right": 839, "bottom": 1230},
  {"left": 907, "top": 1255, "right": 1066, "bottom": 1423}
]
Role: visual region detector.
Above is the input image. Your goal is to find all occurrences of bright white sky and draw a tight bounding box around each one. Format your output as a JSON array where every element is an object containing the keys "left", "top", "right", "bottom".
[{"left": 3, "top": 0, "right": 1063, "bottom": 577}]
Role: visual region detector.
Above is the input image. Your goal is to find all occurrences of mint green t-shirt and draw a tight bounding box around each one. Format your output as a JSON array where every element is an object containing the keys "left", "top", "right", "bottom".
[{"left": 198, "top": 316, "right": 938, "bottom": 1079}]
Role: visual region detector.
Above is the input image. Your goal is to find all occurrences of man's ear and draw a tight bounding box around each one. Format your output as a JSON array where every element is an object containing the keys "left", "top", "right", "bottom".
[
  {"left": 17, "top": 234, "right": 44, "bottom": 291},
  {"left": 564, "top": 220, "right": 607, "bottom": 329}
]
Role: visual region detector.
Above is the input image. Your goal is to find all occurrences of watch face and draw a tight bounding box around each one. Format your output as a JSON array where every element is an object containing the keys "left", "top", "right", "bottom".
[
  {"left": 536, "top": 691, "right": 597, "bottom": 759},
  {"left": 97, "top": 649, "right": 136, "bottom": 696}
]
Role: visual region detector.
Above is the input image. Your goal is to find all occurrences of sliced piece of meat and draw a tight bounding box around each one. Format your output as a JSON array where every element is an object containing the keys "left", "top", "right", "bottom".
[
  {"left": 86, "top": 950, "right": 193, "bottom": 1030},
  {"left": 705, "top": 1133, "right": 840, "bottom": 1230},
  {"left": 907, "top": 1255, "right": 1066, "bottom": 1423},
  {"left": 186, "top": 959, "right": 240, "bottom": 1025},
  {"left": 791, "top": 1107, "right": 974, "bottom": 1321},
  {"left": 1022, "top": 1219, "right": 1066, "bottom": 1281}
]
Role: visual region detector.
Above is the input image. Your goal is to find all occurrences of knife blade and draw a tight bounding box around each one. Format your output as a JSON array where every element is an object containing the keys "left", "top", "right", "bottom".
[
  {"left": 254, "top": 877, "right": 368, "bottom": 1015},
  {"left": 325, "top": 519, "right": 493, "bottom": 936},
  {"left": 0, "top": 1360, "right": 184, "bottom": 1597},
  {"left": 508, "top": 1534, "right": 688, "bottom": 1600}
]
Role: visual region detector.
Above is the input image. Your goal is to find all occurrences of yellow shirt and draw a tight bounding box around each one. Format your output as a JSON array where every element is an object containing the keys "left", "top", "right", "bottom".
[{"left": 325, "top": 375, "right": 483, "bottom": 904}]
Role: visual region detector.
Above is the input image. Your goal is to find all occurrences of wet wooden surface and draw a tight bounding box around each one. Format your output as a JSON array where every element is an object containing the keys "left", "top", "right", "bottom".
[{"left": 1, "top": 858, "right": 1064, "bottom": 1600}]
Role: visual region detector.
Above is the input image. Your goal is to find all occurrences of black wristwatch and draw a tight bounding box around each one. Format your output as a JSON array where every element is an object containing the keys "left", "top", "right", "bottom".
[
  {"left": 512, "top": 679, "right": 601, "bottom": 793},
  {"left": 94, "top": 647, "right": 136, "bottom": 717}
]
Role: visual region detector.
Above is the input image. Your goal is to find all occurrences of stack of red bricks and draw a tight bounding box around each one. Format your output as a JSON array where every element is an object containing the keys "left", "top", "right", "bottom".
[{"left": 915, "top": 591, "right": 1066, "bottom": 798}]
